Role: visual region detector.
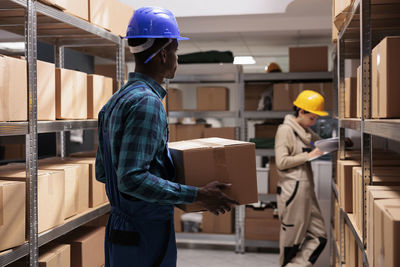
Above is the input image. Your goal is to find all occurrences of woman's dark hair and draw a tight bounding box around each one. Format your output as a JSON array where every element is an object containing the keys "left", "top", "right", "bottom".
[{"left": 293, "top": 106, "right": 310, "bottom": 117}]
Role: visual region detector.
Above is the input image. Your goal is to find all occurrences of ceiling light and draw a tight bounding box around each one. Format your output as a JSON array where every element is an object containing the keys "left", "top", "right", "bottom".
[
  {"left": 0, "top": 42, "right": 25, "bottom": 52},
  {"left": 233, "top": 56, "right": 255, "bottom": 65}
]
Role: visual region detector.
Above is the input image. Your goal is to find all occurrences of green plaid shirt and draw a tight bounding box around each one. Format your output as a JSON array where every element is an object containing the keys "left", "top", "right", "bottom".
[{"left": 95, "top": 72, "right": 197, "bottom": 204}]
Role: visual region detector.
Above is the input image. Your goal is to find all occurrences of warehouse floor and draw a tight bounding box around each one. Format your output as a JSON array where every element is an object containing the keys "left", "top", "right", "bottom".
[{"left": 177, "top": 247, "right": 279, "bottom": 267}]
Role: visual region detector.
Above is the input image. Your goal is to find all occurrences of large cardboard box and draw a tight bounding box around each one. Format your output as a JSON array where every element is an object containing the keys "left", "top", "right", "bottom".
[
  {"left": 197, "top": 87, "right": 229, "bottom": 111},
  {"left": 89, "top": 0, "right": 112, "bottom": 30},
  {"left": 338, "top": 160, "right": 360, "bottom": 212},
  {"left": 169, "top": 124, "right": 207, "bottom": 142},
  {"left": 374, "top": 199, "right": 400, "bottom": 267},
  {"left": 203, "top": 127, "right": 236, "bottom": 140},
  {"left": 56, "top": 68, "right": 87, "bottom": 119},
  {"left": 289, "top": 46, "right": 328, "bottom": 72},
  {"left": 245, "top": 84, "right": 269, "bottom": 111},
  {"left": 366, "top": 186, "right": 400, "bottom": 265},
  {"left": 202, "top": 210, "right": 233, "bottom": 234},
  {"left": 45, "top": 0, "right": 88, "bottom": 20},
  {"left": 0, "top": 55, "right": 27, "bottom": 122},
  {"left": 345, "top": 77, "right": 358, "bottom": 118},
  {"left": 0, "top": 169, "right": 64, "bottom": 233},
  {"left": 255, "top": 124, "right": 279, "bottom": 139},
  {"left": 87, "top": 74, "right": 113, "bottom": 119},
  {"left": 245, "top": 208, "right": 279, "bottom": 240},
  {"left": 372, "top": 36, "right": 400, "bottom": 118},
  {"left": 169, "top": 138, "right": 258, "bottom": 212},
  {"left": 167, "top": 88, "right": 183, "bottom": 111},
  {"left": 37, "top": 60, "right": 56, "bottom": 121},
  {"left": 39, "top": 163, "right": 89, "bottom": 218},
  {"left": 273, "top": 83, "right": 294, "bottom": 111},
  {"left": 382, "top": 206, "right": 400, "bottom": 267},
  {"left": 0, "top": 180, "right": 25, "bottom": 251},
  {"left": 62, "top": 227, "right": 105, "bottom": 267},
  {"left": 10, "top": 243, "right": 71, "bottom": 267},
  {"left": 109, "top": 0, "right": 134, "bottom": 36},
  {"left": 345, "top": 222, "right": 359, "bottom": 267}
]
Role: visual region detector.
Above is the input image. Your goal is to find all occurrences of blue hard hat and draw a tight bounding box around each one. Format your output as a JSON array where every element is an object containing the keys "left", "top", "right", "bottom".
[{"left": 125, "top": 7, "right": 189, "bottom": 40}]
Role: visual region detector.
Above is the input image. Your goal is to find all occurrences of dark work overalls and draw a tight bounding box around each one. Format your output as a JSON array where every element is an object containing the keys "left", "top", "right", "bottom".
[{"left": 100, "top": 81, "right": 177, "bottom": 267}]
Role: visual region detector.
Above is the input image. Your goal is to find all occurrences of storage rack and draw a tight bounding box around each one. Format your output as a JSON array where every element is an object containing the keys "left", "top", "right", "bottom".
[
  {"left": 0, "top": 0, "right": 124, "bottom": 266},
  {"left": 333, "top": 0, "right": 400, "bottom": 266}
]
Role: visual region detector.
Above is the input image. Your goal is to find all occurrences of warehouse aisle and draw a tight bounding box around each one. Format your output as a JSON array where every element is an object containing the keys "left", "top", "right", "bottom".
[{"left": 177, "top": 248, "right": 279, "bottom": 267}]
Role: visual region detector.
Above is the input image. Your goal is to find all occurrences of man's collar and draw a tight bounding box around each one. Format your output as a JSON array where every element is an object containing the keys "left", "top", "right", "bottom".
[{"left": 128, "top": 72, "right": 167, "bottom": 99}]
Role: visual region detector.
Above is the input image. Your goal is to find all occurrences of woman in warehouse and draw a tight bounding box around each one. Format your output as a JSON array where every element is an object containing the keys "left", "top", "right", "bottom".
[
  {"left": 274, "top": 90, "right": 328, "bottom": 267},
  {"left": 95, "top": 7, "right": 237, "bottom": 267}
]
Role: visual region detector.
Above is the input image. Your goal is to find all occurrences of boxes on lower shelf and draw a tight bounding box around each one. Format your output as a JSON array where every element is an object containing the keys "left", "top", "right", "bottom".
[
  {"left": 0, "top": 168, "right": 64, "bottom": 233},
  {"left": 197, "top": 87, "right": 229, "bottom": 111},
  {"left": 167, "top": 88, "right": 183, "bottom": 111},
  {"left": 255, "top": 124, "right": 279, "bottom": 139},
  {"left": 87, "top": 74, "right": 113, "bottom": 119},
  {"left": 245, "top": 207, "right": 279, "bottom": 241},
  {"left": 244, "top": 83, "right": 269, "bottom": 111},
  {"left": 344, "top": 221, "right": 359, "bottom": 267},
  {"left": 10, "top": 243, "right": 71, "bottom": 267},
  {"left": 61, "top": 226, "right": 105, "bottom": 267},
  {"left": 202, "top": 210, "right": 233, "bottom": 234},
  {"left": 39, "top": 162, "right": 89, "bottom": 219},
  {"left": 0, "top": 55, "right": 27, "bottom": 122},
  {"left": 169, "top": 138, "right": 258, "bottom": 212},
  {"left": 0, "top": 180, "right": 25, "bottom": 252},
  {"left": 56, "top": 68, "right": 88, "bottom": 120},
  {"left": 169, "top": 124, "right": 208, "bottom": 142}
]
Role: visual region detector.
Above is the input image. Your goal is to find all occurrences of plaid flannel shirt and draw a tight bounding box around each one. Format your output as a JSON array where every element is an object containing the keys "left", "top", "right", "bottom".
[{"left": 95, "top": 72, "right": 197, "bottom": 204}]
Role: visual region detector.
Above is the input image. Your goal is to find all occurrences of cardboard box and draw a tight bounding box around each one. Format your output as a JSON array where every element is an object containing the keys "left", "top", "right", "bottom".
[
  {"left": 56, "top": 68, "right": 87, "bottom": 119},
  {"left": 245, "top": 217, "right": 280, "bottom": 241},
  {"left": 366, "top": 186, "right": 400, "bottom": 264},
  {"left": 167, "top": 88, "right": 183, "bottom": 111},
  {"left": 372, "top": 36, "right": 400, "bottom": 118},
  {"left": 49, "top": 0, "right": 88, "bottom": 20},
  {"left": 85, "top": 214, "right": 109, "bottom": 227},
  {"left": 169, "top": 138, "right": 258, "bottom": 212},
  {"left": 268, "top": 157, "right": 279, "bottom": 194},
  {"left": 289, "top": 46, "right": 328, "bottom": 72},
  {"left": 273, "top": 83, "right": 294, "bottom": 111},
  {"left": 374, "top": 199, "right": 400, "bottom": 267},
  {"left": 39, "top": 163, "right": 89, "bottom": 218},
  {"left": 0, "top": 55, "right": 27, "bottom": 122},
  {"left": 169, "top": 124, "right": 207, "bottom": 142},
  {"left": 0, "top": 180, "right": 25, "bottom": 251},
  {"left": 109, "top": 0, "right": 134, "bottom": 37},
  {"left": 356, "top": 66, "right": 362, "bottom": 118},
  {"left": 1, "top": 143, "right": 25, "bottom": 160},
  {"left": 10, "top": 243, "right": 71, "bottom": 267},
  {"left": 202, "top": 210, "right": 233, "bottom": 234},
  {"left": 245, "top": 84, "right": 269, "bottom": 111},
  {"left": 62, "top": 227, "right": 105, "bottom": 267},
  {"left": 382, "top": 206, "right": 400, "bottom": 267},
  {"left": 89, "top": 0, "right": 112, "bottom": 30},
  {"left": 345, "top": 222, "right": 359, "bottom": 267},
  {"left": 0, "top": 169, "right": 64, "bottom": 233},
  {"left": 255, "top": 124, "right": 279, "bottom": 139},
  {"left": 197, "top": 87, "right": 229, "bottom": 111},
  {"left": 37, "top": 60, "right": 56, "bottom": 121},
  {"left": 94, "top": 64, "right": 118, "bottom": 93},
  {"left": 345, "top": 77, "right": 358, "bottom": 118},
  {"left": 337, "top": 160, "right": 360, "bottom": 212},
  {"left": 87, "top": 74, "right": 113, "bottom": 119},
  {"left": 174, "top": 207, "right": 184, "bottom": 232},
  {"left": 203, "top": 127, "right": 236, "bottom": 140}
]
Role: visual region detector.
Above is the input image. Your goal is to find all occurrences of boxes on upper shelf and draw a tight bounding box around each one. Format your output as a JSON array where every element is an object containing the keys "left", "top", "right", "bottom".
[
  {"left": 289, "top": 46, "right": 328, "bottom": 72},
  {"left": 169, "top": 138, "right": 258, "bottom": 212},
  {"left": 37, "top": 60, "right": 56, "bottom": 121},
  {"left": 0, "top": 55, "right": 27, "bottom": 122},
  {"left": 87, "top": 74, "right": 113, "bottom": 119},
  {"left": 345, "top": 77, "right": 357, "bottom": 118},
  {"left": 167, "top": 88, "right": 183, "bottom": 111},
  {"left": 169, "top": 124, "right": 208, "bottom": 142},
  {"left": 197, "top": 87, "right": 229, "bottom": 111},
  {"left": 89, "top": 0, "right": 112, "bottom": 30},
  {"left": 372, "top": 36, "right": 400, "bottom": 118},
  {"left": 0, "top": 180, "right": 25, "bottom": 252},
  {"left": 109, "top": 0, "right": 134, "bottom": 37},
  {"left": 56, "top": 68, "right": 88, "bottom": 120},
  {"left": 255, "top": 124, "right": 279, "bottom": 139},
  {"left": 0, "top": 168, "right": 65, "bottom": 233},
  {"left": 41, "top": 0, "right": 88, "bottom": 20},
  {"left": 203, "top": 127, "right": 236, "bottom": 139}
]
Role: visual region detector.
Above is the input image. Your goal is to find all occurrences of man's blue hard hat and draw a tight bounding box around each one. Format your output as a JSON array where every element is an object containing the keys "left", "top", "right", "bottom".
[{"left": 125, "top": 7, "right": 189, "bottom": 40}]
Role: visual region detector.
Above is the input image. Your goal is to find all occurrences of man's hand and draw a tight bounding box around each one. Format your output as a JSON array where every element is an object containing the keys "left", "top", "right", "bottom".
[
  {"left": 308, "top": 147, "right": 324, "bottom": 160},
  {"left": 197, "top": 181, "right": 239, "bottom": 215}
]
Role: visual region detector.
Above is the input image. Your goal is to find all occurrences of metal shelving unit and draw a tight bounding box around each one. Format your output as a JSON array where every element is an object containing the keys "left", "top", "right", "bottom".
[
  {"left": 244, "top": 72, "right": 333, "bottom": 82},
  {"left": 168, "top": 111, "right": 239, "bottom": 119},
  {"left": 334, "top": 0, "right": 400, "bottom": 266},
  {"left": 0, "top": 1, "right": 123, "bottom": 265}
]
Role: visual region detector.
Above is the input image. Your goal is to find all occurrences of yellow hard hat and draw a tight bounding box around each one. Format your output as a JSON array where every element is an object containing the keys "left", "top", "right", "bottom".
[{"left": 293, "top": 90, "right": 329, "bottom": 116}]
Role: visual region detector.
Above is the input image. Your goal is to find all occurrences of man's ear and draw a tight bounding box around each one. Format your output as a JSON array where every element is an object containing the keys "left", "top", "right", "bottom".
[{"left": 159, "top": 48, "right": 167, "bottom": 64}]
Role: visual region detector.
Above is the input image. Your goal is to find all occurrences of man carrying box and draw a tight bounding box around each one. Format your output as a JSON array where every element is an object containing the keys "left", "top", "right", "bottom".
[{"left": 95, "top": 7, "right": 238, "bottom": 267}]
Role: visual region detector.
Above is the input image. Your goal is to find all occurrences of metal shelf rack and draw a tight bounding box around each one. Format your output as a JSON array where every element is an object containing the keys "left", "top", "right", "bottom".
[
  {"left": 168, "top": 111, "right": 239, "bottom": 119},
  {"left": 0, "top": 1, "right": 124, "bottom": 265},
  {"left": 244, "top": 72, "right": 333, "bottom": 82},
  {"left": 334, "top": 0, "right": 400, "bottom": 266}
]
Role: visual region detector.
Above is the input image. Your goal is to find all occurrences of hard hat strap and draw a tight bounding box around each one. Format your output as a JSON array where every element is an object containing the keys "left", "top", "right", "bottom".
[
  {"left": 129, "top": 38, "right": 155, "bottom": 53},
  {"left": 144, "top": 39, "right": 173, "bottom": 64}
]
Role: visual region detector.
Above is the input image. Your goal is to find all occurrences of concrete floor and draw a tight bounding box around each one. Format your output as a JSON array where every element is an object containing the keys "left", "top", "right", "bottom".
[{"left": 177, "top": 247, "right": 280, "bottom": 267}]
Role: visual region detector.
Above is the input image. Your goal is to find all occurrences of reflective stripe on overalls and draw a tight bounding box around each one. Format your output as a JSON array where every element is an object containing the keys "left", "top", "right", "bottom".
[{"left": 101, "top": 81, "right": 177, "bottom": 267}]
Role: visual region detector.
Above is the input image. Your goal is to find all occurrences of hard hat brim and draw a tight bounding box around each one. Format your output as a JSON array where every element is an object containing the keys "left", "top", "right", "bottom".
[{"left": 124, "top": 35, "right": 189, "bottom": 40}]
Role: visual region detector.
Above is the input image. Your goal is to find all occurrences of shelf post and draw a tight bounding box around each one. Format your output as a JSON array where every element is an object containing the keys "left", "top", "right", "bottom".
[
  {"left": 25, "top": 0, "right": 39, "bottom": 266},
  {"left": 116, "top": 38, "right": 125, "bottom": 88}
]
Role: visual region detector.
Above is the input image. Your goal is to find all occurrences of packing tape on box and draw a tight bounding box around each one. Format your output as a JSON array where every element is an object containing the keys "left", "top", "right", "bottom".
[{"left": 0, "top": 187, "right": 3, "bottom": 225}]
